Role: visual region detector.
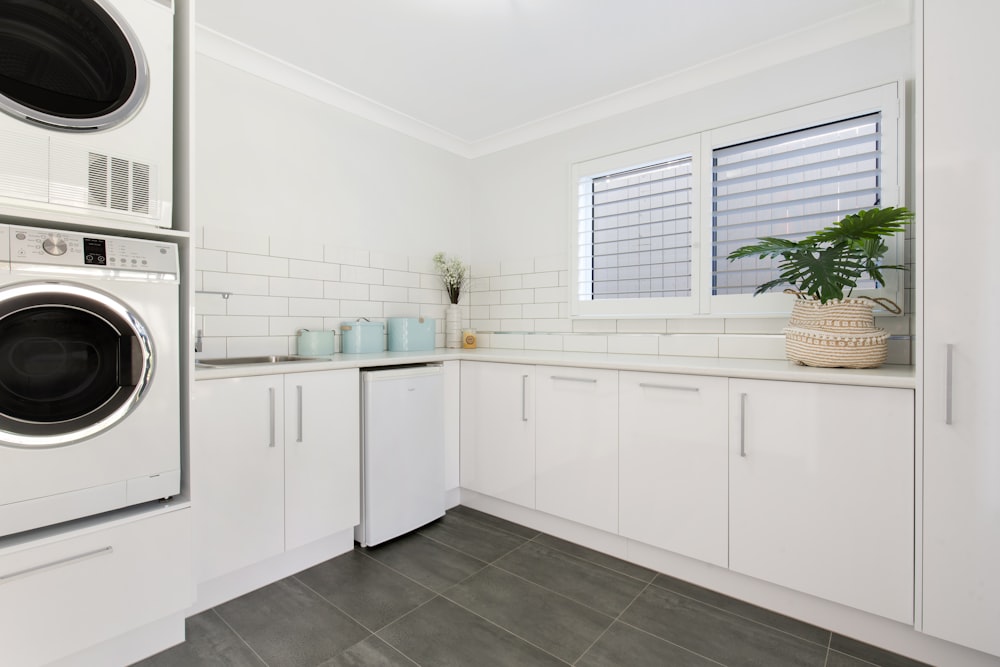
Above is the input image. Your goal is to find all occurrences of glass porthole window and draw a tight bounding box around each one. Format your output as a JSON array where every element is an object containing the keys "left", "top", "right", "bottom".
[{"left": 0, "top": 0, "right": 149, "bottom": 131}]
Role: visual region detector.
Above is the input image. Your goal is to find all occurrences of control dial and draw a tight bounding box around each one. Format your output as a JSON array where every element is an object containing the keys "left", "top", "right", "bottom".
[{"left": 42, "top": 235, "right": 68, "bottom": 256}]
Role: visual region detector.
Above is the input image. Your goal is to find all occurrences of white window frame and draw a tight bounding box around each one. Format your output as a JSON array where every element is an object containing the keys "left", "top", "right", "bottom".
[
  {"left": 569, "top": 134, "right": 702, "bottom": 318},
  {"left": 568, "top": 82, "right": 904, "bottom": 319}
]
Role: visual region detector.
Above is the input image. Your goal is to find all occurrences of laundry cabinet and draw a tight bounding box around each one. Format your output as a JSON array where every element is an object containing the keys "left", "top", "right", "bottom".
[
  {"left": 192, "top": 369, "right": 359, "bottom": 582},
  {"left": 535, "top": 366, "right": 619, "bottom": 533},
  {"left": 727, "top": 379, "right": 913, "bottom": 623},
  {"left": 618, "top": 371, "right": 728, "bottom": 567},
  {"left": 921, "top": 0, "right": 1000, "bottom": 657},
  {"left": 460, "top": 361, "right": 536, "bottom": 508}
]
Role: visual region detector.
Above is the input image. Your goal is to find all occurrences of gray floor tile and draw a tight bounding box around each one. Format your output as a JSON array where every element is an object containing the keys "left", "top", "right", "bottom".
[
  {"left": 577, "top": 621, "right": 721, "bottom": 667},
  {"left": 444, "top": 565, "right": 614, "bottom": 663},
  {"left": 826, "top": 651, "right": 878, "bottom": 667},
  {"left": 450, "top": 505, "right": 542, "bottom": 539},
  {"left": 417, "top": 510, "right": 531, "bottom": 561},
  {"left": 378, "top": 596, "right": 567, "bottom": 667},
  {"left": 495, "top": 540, "right": 647, "bottom": 616},
  {"left": 296, "top": 549, "right": 435, "bottom": 631},
  {"left": 651, "top": 572, "right": 830, "bottom": 645},
  {"left": 319, "top": 636, "right": 417, "bottom": 667},
  {"left": 214, "top": 578, "right": 369, "bottom": 667},
  {"left": 533, "top": 533, "right": 657, "bottom": 582},
  {"left": 830, "top": 635, "right": 934, "bottom": 667},
  {"left": 132, "top": 611, "right": 264, "bottom": 667},
  {"left": 620, "top": 585, "right": 828, "bottom": 667},
  {"left": 363, "top": 532, "right": 487, "bottom": 592}
]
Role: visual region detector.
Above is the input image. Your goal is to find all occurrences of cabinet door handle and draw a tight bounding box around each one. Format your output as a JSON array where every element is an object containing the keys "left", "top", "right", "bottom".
[
  {"left": 739, "top": 392, "right": 748, "bottom": 457},
  {"left": 639, "top": 383, "right": 699, "bottom": 393},
  {"left": 522, "top": 374, "right": 529, "bottom": 422},
  {"left": 268, "top": 387, "right": 276, "bottom": 448},
  {"left": 550, "top": 375, "right": 597, "bottom": 383},
  {"left": 0, "top": 546, "right": 113, "bottom": 583},
  {"left": 945, "top": 344, "right": 954, "bottom": 425},
  {"left": 296, "top": 385, "right": 304, "bottom": 442}
]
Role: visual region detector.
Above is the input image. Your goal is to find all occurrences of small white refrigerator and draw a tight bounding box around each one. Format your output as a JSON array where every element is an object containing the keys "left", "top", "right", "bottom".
[{"left": 356, "top": 364, "right": 445, "bottom": 547}]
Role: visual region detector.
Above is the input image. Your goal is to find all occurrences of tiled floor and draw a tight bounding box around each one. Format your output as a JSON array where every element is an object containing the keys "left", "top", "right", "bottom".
[{"left": 136, "top": 506, "right": 930, "bottom": 667}]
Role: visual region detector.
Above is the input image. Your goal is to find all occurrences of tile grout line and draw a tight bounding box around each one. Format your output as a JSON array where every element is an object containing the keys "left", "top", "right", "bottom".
[
  {"left": 570, "top": 581, "right": 727, "bottom": 667},
  {"left": 208, "top": 608, "right": 272, "bottom": 667}
]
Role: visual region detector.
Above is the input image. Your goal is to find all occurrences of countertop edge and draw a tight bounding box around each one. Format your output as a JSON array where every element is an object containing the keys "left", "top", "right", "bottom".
[{"left": 194, "top": 349, "right": 915, "bottom": 389}]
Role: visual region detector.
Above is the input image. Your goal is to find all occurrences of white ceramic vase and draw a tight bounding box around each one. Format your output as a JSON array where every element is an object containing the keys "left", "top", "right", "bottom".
[{"left": 446, "top": 304, "right": 461, "bottom": 349}]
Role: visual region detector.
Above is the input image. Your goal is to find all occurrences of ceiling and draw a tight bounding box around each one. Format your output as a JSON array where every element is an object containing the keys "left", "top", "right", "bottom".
[{"left": 195, "top": 0, "right": 911, "bottom": 156}]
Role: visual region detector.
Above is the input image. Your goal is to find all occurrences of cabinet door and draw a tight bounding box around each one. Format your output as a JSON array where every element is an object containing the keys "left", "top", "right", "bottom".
[
  {"left": 729, "top": 379, "right": 913, "bottom": 623},
  {"left": 192, "top": 375, "right": 284, "bottom": 582},
  {"left": 284, "top": 369, "right": 360, "bottom": 551},
  {"left": 922, "top": 2, "right": 1000, "bottom": 657},
  {"left": 536, "top": 366, "right": 618, "bottom": 533},
  {"left": 460, "top": 361, "right": 535, "bottom": 507},
  {"left": 619, "top": 372, "right": 728, "bottom": 567}
]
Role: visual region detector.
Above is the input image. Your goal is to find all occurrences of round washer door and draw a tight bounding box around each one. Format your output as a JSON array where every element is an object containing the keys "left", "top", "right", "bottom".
[
  {"left": 0, "top": 282, "right": 154, "bottom": 448},
  {"left": 0, "top": 0, "right": 149, "bottom": 131}
]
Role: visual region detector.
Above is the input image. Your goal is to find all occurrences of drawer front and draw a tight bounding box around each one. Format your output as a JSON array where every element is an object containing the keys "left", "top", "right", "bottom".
[{"left": 0, "top": 507, "right": 192, "bottom": 666}]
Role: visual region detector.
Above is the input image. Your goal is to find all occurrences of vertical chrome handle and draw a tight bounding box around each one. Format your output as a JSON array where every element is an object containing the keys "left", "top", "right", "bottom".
[
  {"left": 296, "top": 385, "right": 304, "bottom": 442},
  {"left": 268, "top": 387, "right": 276, "bottom": 448},
  {"left": 522, "top": 374, "right": 529, "bottom": 422},
  {"left": 739, "top": 393, "right": 748, "bottom": 457},
  {"left": 945, "top": 344, "right": 954, "bottom": 425}
]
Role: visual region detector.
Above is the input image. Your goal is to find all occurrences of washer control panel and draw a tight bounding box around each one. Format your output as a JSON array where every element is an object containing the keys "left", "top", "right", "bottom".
[{"left": 9, "top": 226, "right": 178, "bottom": 276}]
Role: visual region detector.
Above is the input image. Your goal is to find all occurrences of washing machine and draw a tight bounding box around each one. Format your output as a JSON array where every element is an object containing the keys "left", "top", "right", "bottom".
[
  {"left": 0, "top": 223, "right": 180, "bottom": 538},
  {"left": 0, "top": 0, "right": 174, "bottom": 229}
]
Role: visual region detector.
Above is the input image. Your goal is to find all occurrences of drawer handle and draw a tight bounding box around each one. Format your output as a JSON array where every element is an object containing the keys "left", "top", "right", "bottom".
[
  {"left": 550, "top": 375, "right": 597, "bottom": 383},
  {"left": 638, "top": 383, "right": 699, "bottom": 393},
  {"left": 739, "top": 392, "right": 748, "bottom": 457},
  {"left": 0, "top": 546, "right": 113, "bottom": 584}
]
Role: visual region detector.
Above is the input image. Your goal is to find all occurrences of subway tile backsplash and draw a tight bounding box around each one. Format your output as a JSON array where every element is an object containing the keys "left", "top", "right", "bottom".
[
  {"left": 194, "top": 230, "right": 913, "bottom": 364},
  {"left": 194, "top": 227, "right": 458, "bottom": 357}
]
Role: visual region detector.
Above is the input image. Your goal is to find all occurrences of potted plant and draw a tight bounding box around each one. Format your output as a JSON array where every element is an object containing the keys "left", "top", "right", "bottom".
[
  {"left": 433, "top": 251, "right": 469, "bottom": 348},
  {"left": 726, "top": 206, "right": 913, "bottom": 368}
]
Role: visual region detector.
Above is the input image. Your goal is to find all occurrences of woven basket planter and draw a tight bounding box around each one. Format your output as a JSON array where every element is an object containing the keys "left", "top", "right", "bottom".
[{"left": 783, "top": 296, "right": 896, "bottom": 368}]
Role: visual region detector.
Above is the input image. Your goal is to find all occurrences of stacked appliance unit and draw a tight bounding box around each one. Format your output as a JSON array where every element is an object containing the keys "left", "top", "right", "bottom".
[
  {"left": 0, "top": 0, "right": 180, "bottom": 537},
  {"left": 0, "top": 0, "right": 174, "bottom": 230}
]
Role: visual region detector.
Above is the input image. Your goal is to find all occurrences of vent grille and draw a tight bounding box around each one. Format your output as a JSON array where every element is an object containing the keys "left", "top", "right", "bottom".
[
  {"left": 87, "top": 153, "right": 108, "bottom": 207},
  {"left": 87, "top": 151, "right": 153, "bottom": 215}
]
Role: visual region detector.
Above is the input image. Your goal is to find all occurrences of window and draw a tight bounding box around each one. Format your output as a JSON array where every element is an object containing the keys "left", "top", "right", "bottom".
[
  {"left": 570, "top": 83, "right": 903, "bottom": 318},
  {"left": 572, "top": 135, "right": 701, "bottom": 317},
  {"left": 712, "top": 113, "right": 883, "bottom": 296}
]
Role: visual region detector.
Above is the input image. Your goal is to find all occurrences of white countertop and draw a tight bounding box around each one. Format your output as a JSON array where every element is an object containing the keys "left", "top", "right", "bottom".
[{"left": 195, "top": 348, "right": 915, "bottom": 389}]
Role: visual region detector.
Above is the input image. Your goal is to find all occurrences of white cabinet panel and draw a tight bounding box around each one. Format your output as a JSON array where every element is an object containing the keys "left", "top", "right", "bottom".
[
  {"left": 922, "top": 2, "right": 1000, "bottom": 656},
  {"left": 536, "top": 366, "right": 618, "bottom": 533},
  {"left": 193, "top": 375, "right": 284, "bottom": 582},
  {"left": 461, "top": 361, "right": 535, "bottom": 508},
  {"left": 619, "top": 372, "right": 728, "bottom": 567},
  {"left": 460, "top": 361, "right": 535, "bottom": 507},
  {"left": 0, "top": 508, "right": 191, "bottom": 667},
  {"left": 729, "top": 379, "right": 913, "bottom": 623},
  {"left": 193, "top": 370, "right": 359, "bottom": 582},
  {"left": 284, "top": 369, "right": 359, "bottom": 551}
]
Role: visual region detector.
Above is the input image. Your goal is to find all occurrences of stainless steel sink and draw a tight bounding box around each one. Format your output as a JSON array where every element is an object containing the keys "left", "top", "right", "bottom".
[{"left": 195, "top": 355, "right": 325, "bottom": 367}]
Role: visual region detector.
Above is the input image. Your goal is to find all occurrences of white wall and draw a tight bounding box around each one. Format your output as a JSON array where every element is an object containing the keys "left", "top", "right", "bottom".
[
  {"left": 464, "top": 27, "right": 915, "bottom": 359},
  {"left": 193, "top": 25, "right": 916, "bottom": 361},
  {"left": 197, "top": 55, "right": 471, "bottom": 256},
  {"left": 194, "top": 55, "right": 473, "bottom": 357},
  {"left": 469, "top": 26, "right": 913, "bottom": 264}
]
